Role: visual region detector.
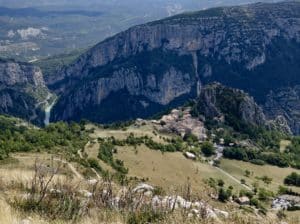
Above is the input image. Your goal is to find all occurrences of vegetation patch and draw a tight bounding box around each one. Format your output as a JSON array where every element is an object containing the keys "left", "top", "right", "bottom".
[{"left": 0, "top": 115, "right": 88, "bottom": 160}]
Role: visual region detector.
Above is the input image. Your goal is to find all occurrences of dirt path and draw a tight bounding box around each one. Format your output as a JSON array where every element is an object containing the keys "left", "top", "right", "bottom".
[
  {"left": 80, "top": 142, "right": 102, "bottom": 180},
  {"left": 77, "top": 149, "right": 84, "bottom": 159},
  {"left": 208, "top": 145, "right": 252, "bottom": 191},
  {"left": 54, "top": 158, "right": 83, "bottom": 180},
  {"left": 91, "top": 168, "right": 101, "bottom": 179},
  {"left": 54, "top": 147, "right": 101, "bottom": 181},
  {"left": 214, "top": 166, "right": 252, "bottom": 191}
]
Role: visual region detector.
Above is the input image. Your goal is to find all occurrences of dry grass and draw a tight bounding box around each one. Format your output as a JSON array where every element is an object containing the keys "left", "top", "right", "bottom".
[
  {"left": 115, "top": 146, "right": 243, "bottom": 194},
  {"left": 0, "top": 168, "right": 35, "bottom": 185},
  {"left": 0, "top": 153, "right": 74, "bottom": 177},
  {"left": 220, "top": 159, "right": 300, "bottom": 193},
  {"left": 286, "top": 210, "right": 300, "bottom": 224},
  {"left": 0, "top": 197, "right": 20, "bottom": 224},
  {"left": 0, "top": 156, "right": 298, "bottom": 224},
  {"left": 86, "top": 123, "right": 172, "bottom": 143},
  {"left": 0, "top": 125, "right": 298, "bottom": 223},
  {"left": 0, "top": 196, "right": 51, "bottom": 224}
]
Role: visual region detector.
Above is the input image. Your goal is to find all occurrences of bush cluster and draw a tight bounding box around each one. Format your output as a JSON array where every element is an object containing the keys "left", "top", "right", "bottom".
[
  {"left": 223, "top": 147, "right": 289, "bottom": 168},
  {"left": 284, "top": 172, "right": 300, "bottom": 187},
  {"left": 0, "top": 116, "right": 88, "bottom": 159}
]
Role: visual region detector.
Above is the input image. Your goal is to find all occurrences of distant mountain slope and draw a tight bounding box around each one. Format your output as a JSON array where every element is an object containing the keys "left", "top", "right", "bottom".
[
  {"left": 0, "top": 7, "right": 103, "bottom": 17},
  {"left": 50, "top": 1, "right": 300, "bottom": 133},
  {"left": 0, "top": 0, "right": 280, "bottom": 61},
  {"left": 0, "top": 58, "right": 49, "bottom": 124}
]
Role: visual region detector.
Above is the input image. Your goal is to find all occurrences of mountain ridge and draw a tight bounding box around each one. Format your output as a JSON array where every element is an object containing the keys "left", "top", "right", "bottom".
[
  {"left": 48, "top": 1, "right": 300, "bottom": 134},
  {"left": 0, "top": 58, "right": 50, "bottom": 124}
]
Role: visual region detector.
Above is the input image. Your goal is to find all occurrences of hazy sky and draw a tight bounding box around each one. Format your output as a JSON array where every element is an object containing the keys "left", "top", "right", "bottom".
[{"left": 0, "top": 0, "right": 280, "bottom": 9}]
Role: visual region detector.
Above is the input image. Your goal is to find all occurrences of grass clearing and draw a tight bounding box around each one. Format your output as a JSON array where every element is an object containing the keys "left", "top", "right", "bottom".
[
  {"left": 86, "top": 123, "right": 173, "bottom": 143},
  {"left": 115, "top": 146, "right": 244, "bottom": 194},
  {"left": 85, "top": 124, "right": 252, "bottom": 195},
  {"left": 0, "top": 152, "right": 82, "bottom": 185},
  {"left": 220, "top": 159, "right": 300, "bottom": 193}
]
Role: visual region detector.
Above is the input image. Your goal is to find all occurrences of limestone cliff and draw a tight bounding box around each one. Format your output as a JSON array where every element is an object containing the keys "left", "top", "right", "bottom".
[
  {"left": 265, "top": 86, "right": 300, "bottom": 134},
  {"left": 50, "top": 2, "right": 300, "bottom": 132},
  {"left": 0, "top": 58, "right": 49, "bottom": 124},
  {"left": 191, "top": 83, "right": 267, "bottom": 126},
  {"left": 191, "top": 83, "right": 291, "bottom": 134}
]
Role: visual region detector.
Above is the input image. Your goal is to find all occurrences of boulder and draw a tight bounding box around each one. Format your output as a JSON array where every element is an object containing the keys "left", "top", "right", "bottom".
[
  {"left": 133, "top": 183, "right": 154, "bottom": 193},
  {"left": 237, "top": 196, "right": 250, "bottom": 205},
  {"left": 184, "top": 152, "right": 196, "bottom": 160}
]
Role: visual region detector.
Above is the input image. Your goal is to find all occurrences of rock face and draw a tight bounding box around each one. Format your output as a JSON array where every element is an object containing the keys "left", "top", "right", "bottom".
[
  {"left": 191, "top": 83, "right": 267, "bottom": 127},
  {"left": 264, "top": 86, "right": 300, "bottom": 134},
  {"left": 50, "top": 2, "right": 300, "bottom": 131},
  {"left": 0, "top": 58, "right": 49, "bottom": 124},
  {"left": 0, "top": 59, "right": 44, "bottom": 86},
  {"left": 192, "top": 83, "right": 292, "bottom": 133}
]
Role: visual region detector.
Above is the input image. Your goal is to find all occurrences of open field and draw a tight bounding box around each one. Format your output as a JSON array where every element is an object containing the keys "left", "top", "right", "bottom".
[
  {"left": 0, "top": 153, "right": 75, "bottom": 177},
  {"left": 85, "top": 124, "right": 246, "bottom": 193},
  {"left": 86, "top": 123, "right": 173, "bottom": 143},
  {"left": 0, "top": 151, "right": 95, "bottom": 192},
  {"left": 85, "top": 123, "right": 300, "bottom": 195},
  {"left": 220, "top": 159, "right": 300, "bottom": 193},
  {"left": 0, "top": 129, "right": 299, "bottom": 223},
  {"left": 114, "top": 146, "right": 244, "bottom": 193}
]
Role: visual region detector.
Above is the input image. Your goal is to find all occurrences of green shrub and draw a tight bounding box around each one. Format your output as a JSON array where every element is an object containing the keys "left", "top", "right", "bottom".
[
  {"left": 218, "top": 187, "right": 232, "bottom": 202},
  {"left": 217, "top": 179, "right": 225, "bottom": 187},
  {"left": 87, "top": 158, "right": 102, "bottom": 171},
  {"left": 239, "top": 189, "right": 254, "bottom": 199},
  {"left": 258, "top": 188, "right": 274, "bottom": 201},
  {"left": 250, "top": 198, "right": 267, "bottom": 213},
  {"left": 201, "top": 141, "right": 215, "bottom": 157},
  {"left": 250, "top": 159, "right": 265, "bottom": 166},
  {"left": 127, "top": 210, "right": 164, "bottom": 224},
  {"left": 0, "top": 116, "right": 88, "bottom": 159},
  {"left": 284, "top": 172, "right": 300, "bottom": 187},
  {"left": 98, "top": 142, "right": 128, "bottom": 174}
]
